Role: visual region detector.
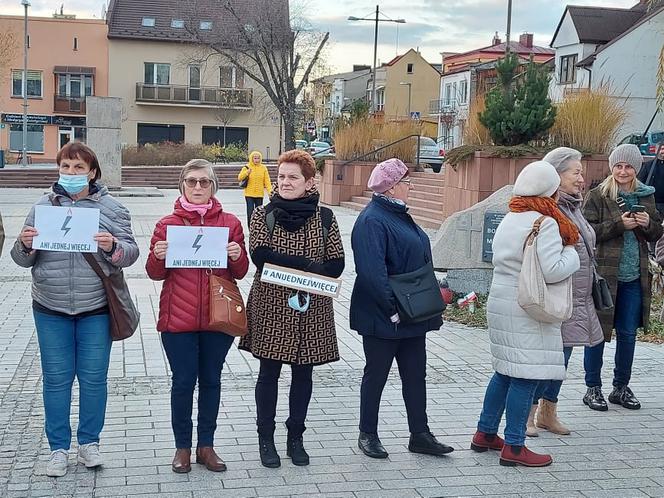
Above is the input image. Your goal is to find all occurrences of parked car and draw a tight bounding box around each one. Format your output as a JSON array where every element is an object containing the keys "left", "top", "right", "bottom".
[
  {"left": 295, "top": 140, "right": 308, "bottom": 150},
  {"left": 308, "top": 141, "right": 335, "bottom": 157},
  {"left": 418, "top": 136, "right": 445, "bottom": 173},
  {"left": 618, "top": 130, "right": 664, "bottom": 157}
]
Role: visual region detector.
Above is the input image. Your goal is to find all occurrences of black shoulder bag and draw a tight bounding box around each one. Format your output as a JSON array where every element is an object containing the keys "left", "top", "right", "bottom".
[{"left": 387, "top": 219, "right": 445, "bottom": 324}]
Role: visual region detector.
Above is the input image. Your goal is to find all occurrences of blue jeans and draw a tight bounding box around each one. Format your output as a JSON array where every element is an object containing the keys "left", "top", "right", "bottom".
[
  {"left": 161, "top": 332, "right": 235, "bottom": 448},
  {"left": 534, "top": 347, "right": 573, "bottom": 404},
  {"left": 584, "top": 279, "right": 641, "bottom": 388},
  {"left": 477, "top": 372, "right": 541, "bottom": 446},
  {"left": 34, "top": 310, "right": 112, "bottom": 451}
]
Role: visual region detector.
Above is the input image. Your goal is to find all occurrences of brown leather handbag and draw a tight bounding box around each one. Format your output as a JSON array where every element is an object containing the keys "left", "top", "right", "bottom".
[
  {"left": 180, "top": 217, "right": 248, "bottom": 336},
  {"left": 208, "top": 274, "right": 248, "bottom": 336}
]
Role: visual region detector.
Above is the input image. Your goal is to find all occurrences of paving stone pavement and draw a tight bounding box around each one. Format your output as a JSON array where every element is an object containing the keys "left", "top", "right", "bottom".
[{"left": 0, "top": 187, "right": 663, "bottom": 498}]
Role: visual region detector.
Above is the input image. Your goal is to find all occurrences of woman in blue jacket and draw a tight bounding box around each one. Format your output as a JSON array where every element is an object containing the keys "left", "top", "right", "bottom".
[{"left": 350, "top": 158, "right": 453, "bottom": 459}]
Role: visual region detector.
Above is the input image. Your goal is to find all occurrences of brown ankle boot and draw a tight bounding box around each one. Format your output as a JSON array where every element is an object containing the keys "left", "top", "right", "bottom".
[
  {"left": 172, "top": 448, "right": 191, "bottom": 473},
  {"left": 536, "top": 399, "right": 571, "bottom": 435},
  {"left": 196, "top": 446, "right": 227, "bottom": 472}
]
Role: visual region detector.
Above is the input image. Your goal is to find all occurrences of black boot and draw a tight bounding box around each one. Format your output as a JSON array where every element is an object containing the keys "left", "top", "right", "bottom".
[
  {"left": 408, "top": 431, "right": 455, "bottom": 456},
  {"left": 358, "top": 432, "right": 388, "bottom": 459},
  {"left": 608, "top": 385, "right": 641, "bottom": 410},
  {"left": 583, "top": 386, "right": 608, "bottom": 411},
  {"left": 258, "top": 434, "right": 281, "bottom": 468},
  {"left": 286, "top": 433, "right": 310, "bottom": 466}
]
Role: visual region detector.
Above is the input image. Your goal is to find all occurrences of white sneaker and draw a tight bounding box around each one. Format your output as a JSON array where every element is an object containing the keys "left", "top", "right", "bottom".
[
  {"left": 77, "top": 442, "right": 102, "bottom": 468},
  {"left": 46, "top": 449, "right": 68, "bottom": 477}
]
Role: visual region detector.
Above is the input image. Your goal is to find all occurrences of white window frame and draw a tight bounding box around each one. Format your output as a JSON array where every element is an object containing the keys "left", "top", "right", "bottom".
[
  {"left": 144, "top": 62, "right": 171, "bottom": 86},
  {"left": 11, "top": 69, "right": 43, "bottom": 98},
  {"left": 200, "top": 20, "right": 213, "bottom": 30},
  {"left": 219, "top": 66, "right": 244, "bottom": 88},
  {"left": 171, "top": 19, "right": 184, "bottom": 28},
  {"left": 459, "top": 79, "right": 468, "bottom": 103},
  {"left": 142, "top": 17, "right": 156, "bottom": 27}
]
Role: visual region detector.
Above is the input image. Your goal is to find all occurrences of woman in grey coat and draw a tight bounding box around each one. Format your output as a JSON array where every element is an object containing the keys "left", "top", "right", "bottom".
[
  {"left": 10, "top": 142, "right": 139, "bottom": 477},
  {"left": 528, "top": 148, "right": 603, "bottom": 437}
]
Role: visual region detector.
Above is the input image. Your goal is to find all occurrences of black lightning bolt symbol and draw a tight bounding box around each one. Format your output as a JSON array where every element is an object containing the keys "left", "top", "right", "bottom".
[
  {"left": 192, "top": 234, "right": 203, "bottom": 254},
  {"left": 61, "top": 215, "right": 72, "bottom": 237}
]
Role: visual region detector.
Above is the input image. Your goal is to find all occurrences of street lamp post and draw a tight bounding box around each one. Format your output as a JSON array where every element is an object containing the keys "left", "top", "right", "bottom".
[
  {"left": 506, "top": 0, "right": 512, "bottom": 54},
  {"left": 348, "top": 7, "right": 405, "bottom": 115},
  {"left": 21, "top": 0, "right": 30, "bottom": 167},
  {"left": 400, "top": 82, "right": 412, "bottom": 118}
]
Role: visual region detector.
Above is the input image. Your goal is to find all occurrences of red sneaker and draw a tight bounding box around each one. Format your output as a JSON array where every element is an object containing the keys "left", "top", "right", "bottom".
[
  {"left": 470, "top": 431, "right": 505, "bottom": 452},
  {"left": 499, "top": 444, "right": 552, "bottom": 467}
]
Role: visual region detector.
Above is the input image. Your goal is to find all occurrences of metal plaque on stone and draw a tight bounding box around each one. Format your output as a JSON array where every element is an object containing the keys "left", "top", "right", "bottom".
[{"left": 482, "top": 212, "right": 506, "bottom": 263}]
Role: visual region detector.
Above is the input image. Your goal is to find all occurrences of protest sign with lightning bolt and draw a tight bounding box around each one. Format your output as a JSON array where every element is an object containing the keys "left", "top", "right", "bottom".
[
  {"left": 192, "top": 228, "right": 204, "bottom": 254},
  {"left": 61, "top": 208, "right": 73, "bottom": 237}
]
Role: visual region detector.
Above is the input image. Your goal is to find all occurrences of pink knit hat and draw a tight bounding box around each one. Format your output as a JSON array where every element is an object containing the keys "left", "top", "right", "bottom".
[{"left": 367, "top": 158, "right": 409, "bottom": 193}]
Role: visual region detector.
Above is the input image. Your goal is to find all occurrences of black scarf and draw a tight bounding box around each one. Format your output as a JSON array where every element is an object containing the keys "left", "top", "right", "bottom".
[{"left": 267, "top": 192, "right": 319, "bottom": 232}]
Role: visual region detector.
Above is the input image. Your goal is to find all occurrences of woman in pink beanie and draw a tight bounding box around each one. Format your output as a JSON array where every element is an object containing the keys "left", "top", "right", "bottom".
[{"left": 350, "top": 158, "right": 452, "bottom": 459}]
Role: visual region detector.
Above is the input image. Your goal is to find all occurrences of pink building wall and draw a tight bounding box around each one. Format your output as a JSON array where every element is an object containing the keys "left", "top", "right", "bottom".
[{"left": 0, "top": 16, "right": 108, "bottom": 162}]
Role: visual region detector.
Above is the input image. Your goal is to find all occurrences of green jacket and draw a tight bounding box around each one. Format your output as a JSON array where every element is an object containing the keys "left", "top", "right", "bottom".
[{"left": 583, "top": 186, "right": 663, "bottom": 341}]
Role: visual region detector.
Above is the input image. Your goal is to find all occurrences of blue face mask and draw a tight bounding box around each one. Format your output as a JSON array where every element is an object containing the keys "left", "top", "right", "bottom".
[
  {"left": 58, "top": 174, "right": 90, "bottom": 194},
  {"left": 288, "top": 291, "right": 310, "bottom": 313}
]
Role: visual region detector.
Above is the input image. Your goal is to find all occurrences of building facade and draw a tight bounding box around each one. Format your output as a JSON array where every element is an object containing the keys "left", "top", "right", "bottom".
[
  {"left": 549, "top": 2, "right": 664, "bottom": 139},
  {"left": 432, "top": 33, "right": 554, "bottom": 149},
  {"left": 311, "top": 66, "right": 371, "bottom": 139},
  {"left": 106, "top": 0, "right": 281, "bottom": 159},
  {"left": 0, "top": 15, "right": 108, "bottom": 163}
]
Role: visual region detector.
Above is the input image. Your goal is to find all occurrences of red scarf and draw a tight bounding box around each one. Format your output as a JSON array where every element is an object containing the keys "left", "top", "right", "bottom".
[{"left": 509, "top": 196, "right": 580, "bottom": 246}]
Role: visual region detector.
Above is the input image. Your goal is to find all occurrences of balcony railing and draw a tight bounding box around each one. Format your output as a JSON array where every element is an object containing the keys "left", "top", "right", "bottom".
[
  {"left": 429, "top": 99, "right": 459, "bottom": 116},
  {"left": 135, "top": 83, "right": 253, "bottom": 109},
  {"left": 54, "top": 94, "right": 87, "bottom": 114}
]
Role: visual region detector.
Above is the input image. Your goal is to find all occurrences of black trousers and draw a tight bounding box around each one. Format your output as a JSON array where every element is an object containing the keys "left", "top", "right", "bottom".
[
  {"left": 359, "top": 335, "right": 429, "bottom": 434},
  {"left": 245, "top": 196, "right": 264, "bottom": 223},
  {"left": 255, "top": 358, "right": 314, "bottom": 437}
]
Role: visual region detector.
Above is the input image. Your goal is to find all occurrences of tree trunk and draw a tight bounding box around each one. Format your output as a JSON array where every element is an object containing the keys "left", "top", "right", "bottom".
[{"left": 283, "top": 114, "right": 296, "bottom": 151}]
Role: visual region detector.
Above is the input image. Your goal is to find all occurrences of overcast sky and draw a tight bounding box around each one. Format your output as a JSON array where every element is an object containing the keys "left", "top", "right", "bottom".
[{"left": 0, "top": 0, "right": 638, "bottom": 71}]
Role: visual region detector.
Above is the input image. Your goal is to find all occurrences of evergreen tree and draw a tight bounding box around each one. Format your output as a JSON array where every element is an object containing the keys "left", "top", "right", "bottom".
[{"left": 480, "top": 54, "right": 556, "bottom": 146}]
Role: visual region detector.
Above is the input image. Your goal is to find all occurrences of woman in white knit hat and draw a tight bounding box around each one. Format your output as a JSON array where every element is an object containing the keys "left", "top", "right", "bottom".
[
  {"left": 526, "top": 147, "right": 604, "bottom": 438},
  {"left": 471, "top": 161, "right": 580, "bottom": 468},
  {"left": 582, "top": 144, "right": 663, "bottom": 411}
]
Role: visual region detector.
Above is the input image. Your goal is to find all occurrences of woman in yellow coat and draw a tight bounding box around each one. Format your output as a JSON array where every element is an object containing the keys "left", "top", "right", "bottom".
[{"left": 238, "top": 151, "right": 272, "bottom": 222}]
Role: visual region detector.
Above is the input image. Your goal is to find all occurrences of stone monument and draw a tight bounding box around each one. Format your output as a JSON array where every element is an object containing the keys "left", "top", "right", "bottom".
[
  {"left": 85, "top": 96, "right": 122, "bottom": 188},
  {"left": 431, "top": 184, "right": 514, "bottom": 295}
]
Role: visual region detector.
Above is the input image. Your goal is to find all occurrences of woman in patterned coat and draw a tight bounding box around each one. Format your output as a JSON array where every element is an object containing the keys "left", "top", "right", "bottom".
[{"left": 239, "top": 149, "right": 345, "bottom": 468}]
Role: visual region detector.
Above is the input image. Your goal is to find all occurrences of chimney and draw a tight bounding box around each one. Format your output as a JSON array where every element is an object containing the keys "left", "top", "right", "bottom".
[
  {"left": 492, "top": 31, "right": 501, "bottom": 46},
  {"left": 519, "top": 33, "right": 533, "bottom": 48}
]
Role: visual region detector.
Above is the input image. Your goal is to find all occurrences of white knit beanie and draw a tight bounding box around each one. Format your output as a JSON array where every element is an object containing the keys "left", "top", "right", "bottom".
[
  {"left": 609, "top": 144, "right": 643, "bottom": 174},
  {"left": 513, "top": 161, "right": 560, "bottom": 198}
]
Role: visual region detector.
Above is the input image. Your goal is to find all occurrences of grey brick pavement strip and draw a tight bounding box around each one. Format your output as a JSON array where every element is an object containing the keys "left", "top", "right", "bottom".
[{"left": 1, "top": 189, "right": 664, "bottom": 497}]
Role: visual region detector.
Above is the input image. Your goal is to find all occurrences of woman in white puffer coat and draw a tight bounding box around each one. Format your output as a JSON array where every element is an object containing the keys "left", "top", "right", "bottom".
[{"left": 470, "top": 161, "right": 580, "bottom": 468}]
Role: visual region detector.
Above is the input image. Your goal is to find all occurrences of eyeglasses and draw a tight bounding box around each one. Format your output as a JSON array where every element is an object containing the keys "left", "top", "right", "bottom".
[{"left": 184, "top": 178, "right": 212, "bottom": 188}]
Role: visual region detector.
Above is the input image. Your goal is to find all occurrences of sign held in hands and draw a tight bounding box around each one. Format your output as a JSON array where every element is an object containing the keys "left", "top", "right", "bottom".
[
  {"left": 33, "top": 205, "right": 100, "bottom": 253},
  {"left": 260, "top": 263, "right": 342, "bottom": 298},
  {"left": 166, "top": 225, "right": 229, "bottom": 268}
]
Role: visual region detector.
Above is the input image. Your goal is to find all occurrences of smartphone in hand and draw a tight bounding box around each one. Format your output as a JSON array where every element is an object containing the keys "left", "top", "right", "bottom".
[{"left": 630, "top": 205, "right": 646, "bottom": 213}]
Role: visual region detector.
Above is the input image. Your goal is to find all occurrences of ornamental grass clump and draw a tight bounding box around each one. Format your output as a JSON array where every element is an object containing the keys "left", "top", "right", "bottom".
[
  {"left": 549, "top": 85, "right": 628, "bottom": 154},
  {"left": 334, "top": 118, "right": 419, "bottom": 163}
]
